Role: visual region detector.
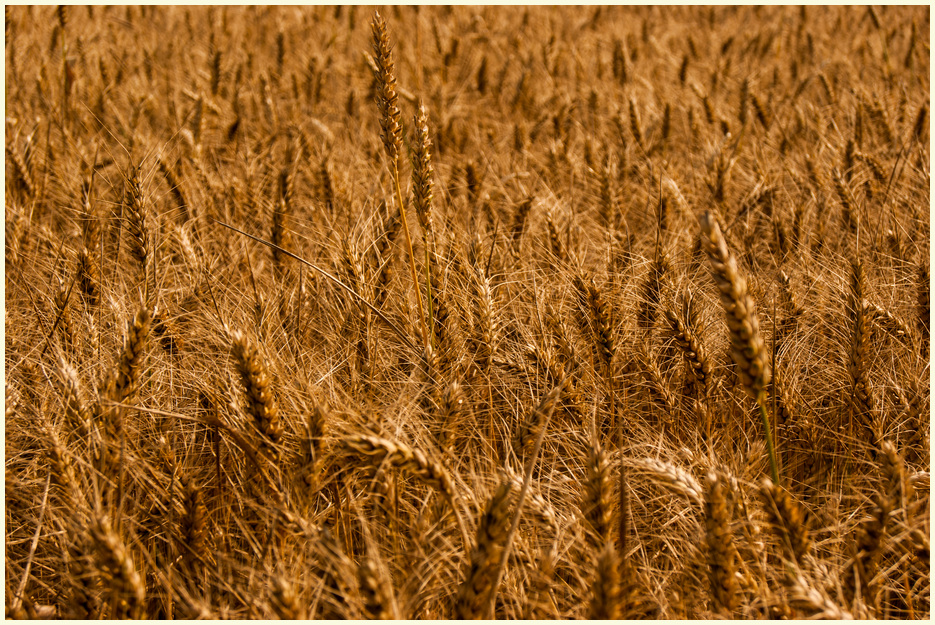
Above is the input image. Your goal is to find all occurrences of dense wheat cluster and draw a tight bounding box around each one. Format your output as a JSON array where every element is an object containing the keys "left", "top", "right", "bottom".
[{"left": 5, "top": 5, "right": 930, "bottom": 619}]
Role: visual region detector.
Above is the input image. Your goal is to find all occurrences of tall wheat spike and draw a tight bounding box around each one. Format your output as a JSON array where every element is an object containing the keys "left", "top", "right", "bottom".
[{"left": 371, "top": 10, "right": 428, "bottom": 347}]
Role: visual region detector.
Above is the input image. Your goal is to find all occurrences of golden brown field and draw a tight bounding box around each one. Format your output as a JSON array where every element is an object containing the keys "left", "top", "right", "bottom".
[{"left": 4, "top": 5, "right": 930, "bottom": 619}]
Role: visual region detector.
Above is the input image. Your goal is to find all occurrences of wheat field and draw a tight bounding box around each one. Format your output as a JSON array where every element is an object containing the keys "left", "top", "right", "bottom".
[{"left": 4, "top": 5, "right": 930, "bottom": 619}]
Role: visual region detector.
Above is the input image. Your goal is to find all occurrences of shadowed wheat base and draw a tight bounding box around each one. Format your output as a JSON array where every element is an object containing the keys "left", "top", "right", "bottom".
[{"left": 5, "top": 5, "right": 929, "bottom": 620}]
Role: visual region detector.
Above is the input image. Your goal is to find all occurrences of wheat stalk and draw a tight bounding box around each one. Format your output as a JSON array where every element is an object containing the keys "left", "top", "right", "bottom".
[
  {"left": 699, "top": 210, "right": 777, "bottom": 483},
  {"left": 371, "top": 10, "right": 428, "bottom": 348}
]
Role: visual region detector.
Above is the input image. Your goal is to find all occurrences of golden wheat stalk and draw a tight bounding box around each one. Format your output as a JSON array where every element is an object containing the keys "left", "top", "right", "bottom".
[
  {"left": 371, "top": 10, "right": 428, "bottom": 348},
  {"left": 699, "top": 210, "right": 778, "bottom": 484}
]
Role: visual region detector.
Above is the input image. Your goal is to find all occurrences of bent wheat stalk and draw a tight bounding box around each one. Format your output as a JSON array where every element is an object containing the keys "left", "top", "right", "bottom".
[{"left": 342, "top": 434, "right": 470, "bottom": 552}]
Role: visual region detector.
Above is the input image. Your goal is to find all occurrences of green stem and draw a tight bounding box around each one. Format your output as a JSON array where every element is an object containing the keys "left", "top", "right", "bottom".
[{"left": 758, "top": 399, "right": 780, "bottom": 485}]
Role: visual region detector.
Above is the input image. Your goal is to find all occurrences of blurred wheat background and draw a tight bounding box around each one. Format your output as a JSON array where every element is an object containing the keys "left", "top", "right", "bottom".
[{"left": 4, "top": 5, "right": 930, "bottom": 619}]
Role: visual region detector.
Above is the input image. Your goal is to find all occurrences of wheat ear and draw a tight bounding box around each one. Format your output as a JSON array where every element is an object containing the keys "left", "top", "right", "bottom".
[
  {"left": 343, "top": 434, "right": 453, "bottom": 498},
  {"left": 704, "top": 470, "right": 739, "bottom": 616},
  {"left": 42, "top": 421, "right": 77, "bottom": 508},
  {"left": 760, "top": 478, "right": 811, "bottom": 566},
  {"left": 90, "top": 517, "right": 145, "bottom": 618},
  {"left": 663, "top": 291, "right": 712, "bottom": 400},
  {"left": 297, "top": 402, "right": 328, "bottom": 493},
  {"left": 455, "top": 477, "right": 514, "bottom": 619},
  {"left": 638, "top": 242, "right": 669, "bottom": 333},
  {"left": 231, "top": 330, "right": 282, "bottom": 461},
  {"left": 178, "top": 477, "right": 207, "bottom": 573},
  {"left": 583, "top": 442, "right": 614, "bottom": 549},
  {"left": 786, "top": 572, "right": 853, "bottom": 619},
  {"left": 270, "top": 576, "right": 306, "bottom": 619},
  {"left": 846, "top": 259, "right": 878, "bottom": 448},
  {"left": 412, "top": 102, "right": 437, "bottom": 257},
  {"left": 64, "top": 538, "right": 102, "bottom": 619},
  {"left": 358, "top": 556, "right": 399, "bottom": 619},
  {"left": 106, "top": 305, "right": 151, "bottom": 406},
  {"left": 632, "top": 457, "right": 704, "bottom": 508},
  {"left": 342, "top": 434, "right": 469, "bottom": 550},
  {"left": 589, "top": 541, "right": 622, "bottom": 619},
  {"left": 844, "top": 490, "right": 892, "bottom": 607},
  {"left": 123, "top": 164, "right": 152, "bottom": 300},
  {"left": 56, "top": 358, "right": 91, "bottom": 446}
]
